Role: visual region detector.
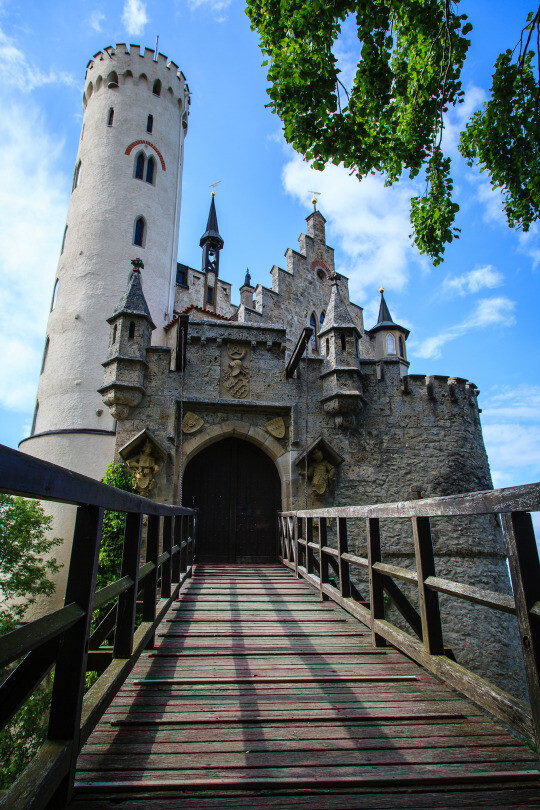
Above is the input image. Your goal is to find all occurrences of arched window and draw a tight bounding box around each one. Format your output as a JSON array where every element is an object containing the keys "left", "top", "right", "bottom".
[
  {"left": 153, "top": 79, "right": 161, "bottom": 96},
  {"left": 31, "top": 401, "right": 39, "bottom": 436},
  {"left": 51, "top": 279, "right": 59, "bottom": 311},
  {"left": 112, "top": 324, "right": 117, "bottom": 344},
  {"left": 320, "top": 310, "right": 325, "bottom": 328},
  {"left": 40, "top": 337, "right": 49, "bottom": 374},
  {"left": 107, "top": 107, "right": 114, "bottom": 126},
  {"left": 146, "top": 156, "right": 155, "bottom": 184},
  {"left": 147, "top": 114, "right": 153, "bottom": 133},
  {"left": 134, "top": 216, "right": 145, "bottom": 247},
  {"left": 61, "top": 225, "right": 68, "bottom": 255},
  {"left": 386, "top": 333, "right": 396, "bottom": 355},
  {"left": 128, "top": 321, "right": 136, "bottom": 340},
  {"left": 341, "top": 334, "right": 346, "bottom": 352},
  {"left": 310, "top": 312, "right": 317, "bottom": 351},
  {"left": 107, "top": 71, "right": 119, "bottom": 88},
  {"left": 135, "top": 152, "right": 145, "bottom": 180},
  {"left": 72, "top": 160, "right": 81, "bottom": 190},
  {"left": 398, "top": 336, "right": 405, "bottom": 358}
]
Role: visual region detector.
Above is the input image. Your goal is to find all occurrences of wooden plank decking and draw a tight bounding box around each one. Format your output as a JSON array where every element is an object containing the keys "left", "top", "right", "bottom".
[{"left": 70, "top": 564, "right": 540, "bottom": 808}]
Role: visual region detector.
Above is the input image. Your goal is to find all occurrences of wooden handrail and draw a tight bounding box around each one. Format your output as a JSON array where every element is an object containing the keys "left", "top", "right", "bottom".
[
  {"left": 278, "top": 480, "right": 540, "bottom": 758},
  {"left": 0, "top": 444, "right": 196, "bottom": 809}
]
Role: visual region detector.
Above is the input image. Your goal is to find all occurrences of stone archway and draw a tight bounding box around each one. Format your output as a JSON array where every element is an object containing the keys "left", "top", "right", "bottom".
[{"left": 183, "top": 437, "right": 281, "bottom": 563}]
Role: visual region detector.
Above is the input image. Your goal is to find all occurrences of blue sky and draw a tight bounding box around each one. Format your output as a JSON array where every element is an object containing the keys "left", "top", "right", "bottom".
[{"left": 0, "top": 0, "right": 538, "bottom": 519}]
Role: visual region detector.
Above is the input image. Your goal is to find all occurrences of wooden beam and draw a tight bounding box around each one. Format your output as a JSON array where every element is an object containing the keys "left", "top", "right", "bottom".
[{"left": 285, "top": 326, "right": 314, "bottom": 378}]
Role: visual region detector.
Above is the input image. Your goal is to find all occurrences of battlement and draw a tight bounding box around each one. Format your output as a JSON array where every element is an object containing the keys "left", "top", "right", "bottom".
[
  {"left": 83, "top": 44, "right": 189, "bottom": 108},
  {"left": 399, "top": 372, "right": 479, "bottom": 406}
]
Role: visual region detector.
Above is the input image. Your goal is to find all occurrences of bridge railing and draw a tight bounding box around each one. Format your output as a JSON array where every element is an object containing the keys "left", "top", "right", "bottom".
[
  {"left": 279, "top": 482, "right": 540, "bottom": 756},
  {"left": 0, "top": 443, "right": 196, "bottom": 809}
]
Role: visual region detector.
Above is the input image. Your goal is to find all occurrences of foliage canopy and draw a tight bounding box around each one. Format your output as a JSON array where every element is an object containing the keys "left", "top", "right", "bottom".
[{"left": 246, "top": 0, "right": 540, "bottom": 264}]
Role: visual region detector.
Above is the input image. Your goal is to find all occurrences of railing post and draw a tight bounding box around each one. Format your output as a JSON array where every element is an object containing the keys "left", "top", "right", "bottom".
[
  {"left": 412, "top": 516, "right": 444, "bottom": 655},
  {"left": 143, "top": 514, "right": 160, "bottom": 649},
  {"left": 337, "top": 518, "right": 351, "bottom": 598},
  {"left": 501, "top": 510, "right": 540, "bottom": 752},
  {"left": 114, "top": 512, "right": 143, "bottom": 659},
  {"left": 294, "top": 516, "right": 299, "bottom": 577},
  {"left": 367, "top": 517, "right": 386, "bottom": 647},
  {"left": 319, "top": 517, "right": 329, "bottom": 600},
  {"left": 172, "top": 514, "right": 182, "bottom": 584},
  {"left": 47, "top": 504, "right": 103, "bottom": 806},
  {"left": 180, "top": 514, "right": 188, "bottom": 576},
  {"left": 161, "top": 514, "right": 173, "bottom": 598},
  {"left": 306, "top": 517, "right": 314, "bottom": 575}
]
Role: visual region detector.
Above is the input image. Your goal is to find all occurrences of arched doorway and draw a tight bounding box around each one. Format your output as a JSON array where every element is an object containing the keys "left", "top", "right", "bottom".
[{"left": 183, "top": 437, "right": 281, "bottom": 563}]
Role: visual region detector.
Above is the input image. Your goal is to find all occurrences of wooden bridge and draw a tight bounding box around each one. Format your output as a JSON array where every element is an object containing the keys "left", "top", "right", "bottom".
[{"left": 1, "top": 443, "right": 540, "bottom": 808}]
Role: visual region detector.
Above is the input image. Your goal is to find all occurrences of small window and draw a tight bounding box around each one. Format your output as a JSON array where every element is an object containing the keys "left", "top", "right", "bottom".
[
  {"left": 320, "top": 310, "right": 325, "bottom": 327},
  {"left": 80, "top": 123, "right": 85, "bottom": 141},
  {"left": 341, "top": 334, "right": 346, "bottom": 352},
  {"left": 107, "top": 107, "right": 114, "bottom": 126},
  {"left": 51, "top": 279, "right": 59, "bottom": 311},
  {"left": 310, "top": 312, "right": 317, "bottom": 351},
  {"left": 326, "top": 338, "right": 329, "bottom": 356},
  {"left": 112, "top": 324, "right": 117, "bottom": 344},
  {"left": 128, "top": 321, "right": 135, "bottom": 340},
  {"left": 107, "top": 71, "right": 119, "bottom": 88},
  {"left": 207, "top": 286, "right": 214, "bottom": 304},
  {"left": 386, "top": 333, "right": 396, "bottom": 355},
  {"left": 134, "top": 216, "right": 145, "bottom": 247},
  {"left": 399, "top": 336, "right": 405, "bottom": 358},
  {"left": 72, "top": 160, "right": 81, "bottom": 191},
  {"left": 60, "top": 225, "right": 68, "bottom": 255},
  {"left": 147, "top": 114, "right": 153, "bottom": 133},
  {"left": 153, "top": 79, "right": 161, "bottom": 96},
  {"left": 146, "top": 156, "right": 155, "bottom": 184},
  {"left": 31, "top": 401, "right": 39, "bottom": 436},
  {"left": 40, "top": 337, "right": 49, "bottom": 374},
  {"left": 135, "top": 152, "right": 145, "bottom": 180}
]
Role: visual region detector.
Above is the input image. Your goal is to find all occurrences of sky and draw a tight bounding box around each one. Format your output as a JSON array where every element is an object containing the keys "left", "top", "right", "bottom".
[{"left": 0, "top": 0, "right": 538, "bottom": 527}]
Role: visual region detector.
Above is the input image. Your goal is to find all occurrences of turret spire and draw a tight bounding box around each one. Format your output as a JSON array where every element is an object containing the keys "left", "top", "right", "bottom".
[
  {"left": 200, "top": 195, "right": 224, "bottom": 277},
  {"left": 376, "top": 288, "right": 395, "bottom": 328}
]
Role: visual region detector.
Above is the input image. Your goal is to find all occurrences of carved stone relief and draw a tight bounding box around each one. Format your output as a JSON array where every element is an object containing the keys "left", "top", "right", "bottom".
[
  {"left": 126, "top": 439, "right": 160, "bottom": 496},
  {"left": 307, "top": 449, "right": 335, "bottom": 497},
  {"left": 182, "top": 411, "right": 204, "bottom": 434},
  {"left": 221, "top": 343, "right": 250, "bottom": 399},
  {"left": 265, "top": 416, "right": 286, "bottom": 439}
]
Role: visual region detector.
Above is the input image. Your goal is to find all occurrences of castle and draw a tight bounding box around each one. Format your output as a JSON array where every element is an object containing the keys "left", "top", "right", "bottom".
[{"left": 20, "top": 44, "right": 524, "bottom": 697}]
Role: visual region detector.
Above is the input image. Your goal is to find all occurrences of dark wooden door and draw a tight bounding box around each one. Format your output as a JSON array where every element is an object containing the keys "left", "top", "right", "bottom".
[{"left": 183, "top": 438, "right": 281, "bottom": 562}]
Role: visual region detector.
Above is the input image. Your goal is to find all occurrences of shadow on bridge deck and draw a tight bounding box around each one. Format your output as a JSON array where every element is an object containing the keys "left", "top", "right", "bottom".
[{"left": 69, "top": 564, "right": 540, "bottom": 809}]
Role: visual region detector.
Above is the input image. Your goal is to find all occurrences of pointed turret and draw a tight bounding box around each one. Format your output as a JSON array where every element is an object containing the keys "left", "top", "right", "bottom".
[
  {"left": 240, "top": 268, "right": 254, "bottom": 308},
  {"left": 99, "top": 259, "right": 154, "bottom": 419},
  {"left": 318, "top": 273, "right": 365, "bottom": 428},
  {"left": 369, "top": 288, "right": 410, "bottom": 375},
  {"left": 200, "top": 195, "right": 224, "bottom": 277}
]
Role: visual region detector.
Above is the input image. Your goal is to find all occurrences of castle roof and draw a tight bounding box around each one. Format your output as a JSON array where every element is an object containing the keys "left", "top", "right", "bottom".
[
  {"left": 369, "top": 290, "right": 410, "bottom": 338},
  {"left": 200, "top": 196, "right": 224, "bottom": 248},
  {"left": 108, "top": 262, "right": 155, "bottom": 328},
  {"left": 319, "top": 274, "right": 359, "bottom": 338}
]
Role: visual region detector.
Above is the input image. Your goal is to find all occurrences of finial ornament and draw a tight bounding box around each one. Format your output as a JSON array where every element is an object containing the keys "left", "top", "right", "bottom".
[
  {"left": 209, "top": 180, "right": 221, "bottom": 197},
  {"left": 132, "top": 258, "right": 144, "bottom": 271},
  {"left": 379, "top": 287, "right": 385, "bottom": 294},
  {"left": 309, "top": 190, "right": 321, "bottom": 211}
]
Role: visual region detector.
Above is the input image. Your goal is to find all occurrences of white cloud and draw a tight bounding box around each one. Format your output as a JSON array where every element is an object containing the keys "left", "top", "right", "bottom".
[
  {"left": 88, "top": 10, "right": 105, "bottom": 32},
  {"left": 518, "top": 222, "right": 540, "bottom": 268},
  {"left": 441, "top": 84, "right": 487, "bottom": 156},
  {"left": 0, "top": 30, "right": 70, "bottom": 412},
  {"left": 282, "top": 152, "right": 425, "bottom": 301},
  {"left": 0, "top": 28, "right": 76, "bottom": 92},
  {"left": 442, "top": 265, "right": 503, "bottom": 297},
  {"left": 187, "top": 0, "right": 232, "bottom": 21},
  {"left": 481, "top": 386, "right": 540, "bottom": 505},
  {"left": 121, "top": 0, "right": 148, "bottom": 36},
  {"left": 412, "top": 296, "right": 515, "bottom": 360}
]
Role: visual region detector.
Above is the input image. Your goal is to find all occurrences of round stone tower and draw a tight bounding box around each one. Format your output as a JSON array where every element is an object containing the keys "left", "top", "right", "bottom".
[{"left": 20, "top": 44, "right": 189, "bottom": 608}]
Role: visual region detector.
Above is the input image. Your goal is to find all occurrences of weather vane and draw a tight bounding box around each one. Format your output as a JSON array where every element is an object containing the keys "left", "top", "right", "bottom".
[
  {"left": 309, "top": 190, "right": 321, "bottom": 211},
  {"left": 210, "top": 181, "right": 221, "bottom": 197}
]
